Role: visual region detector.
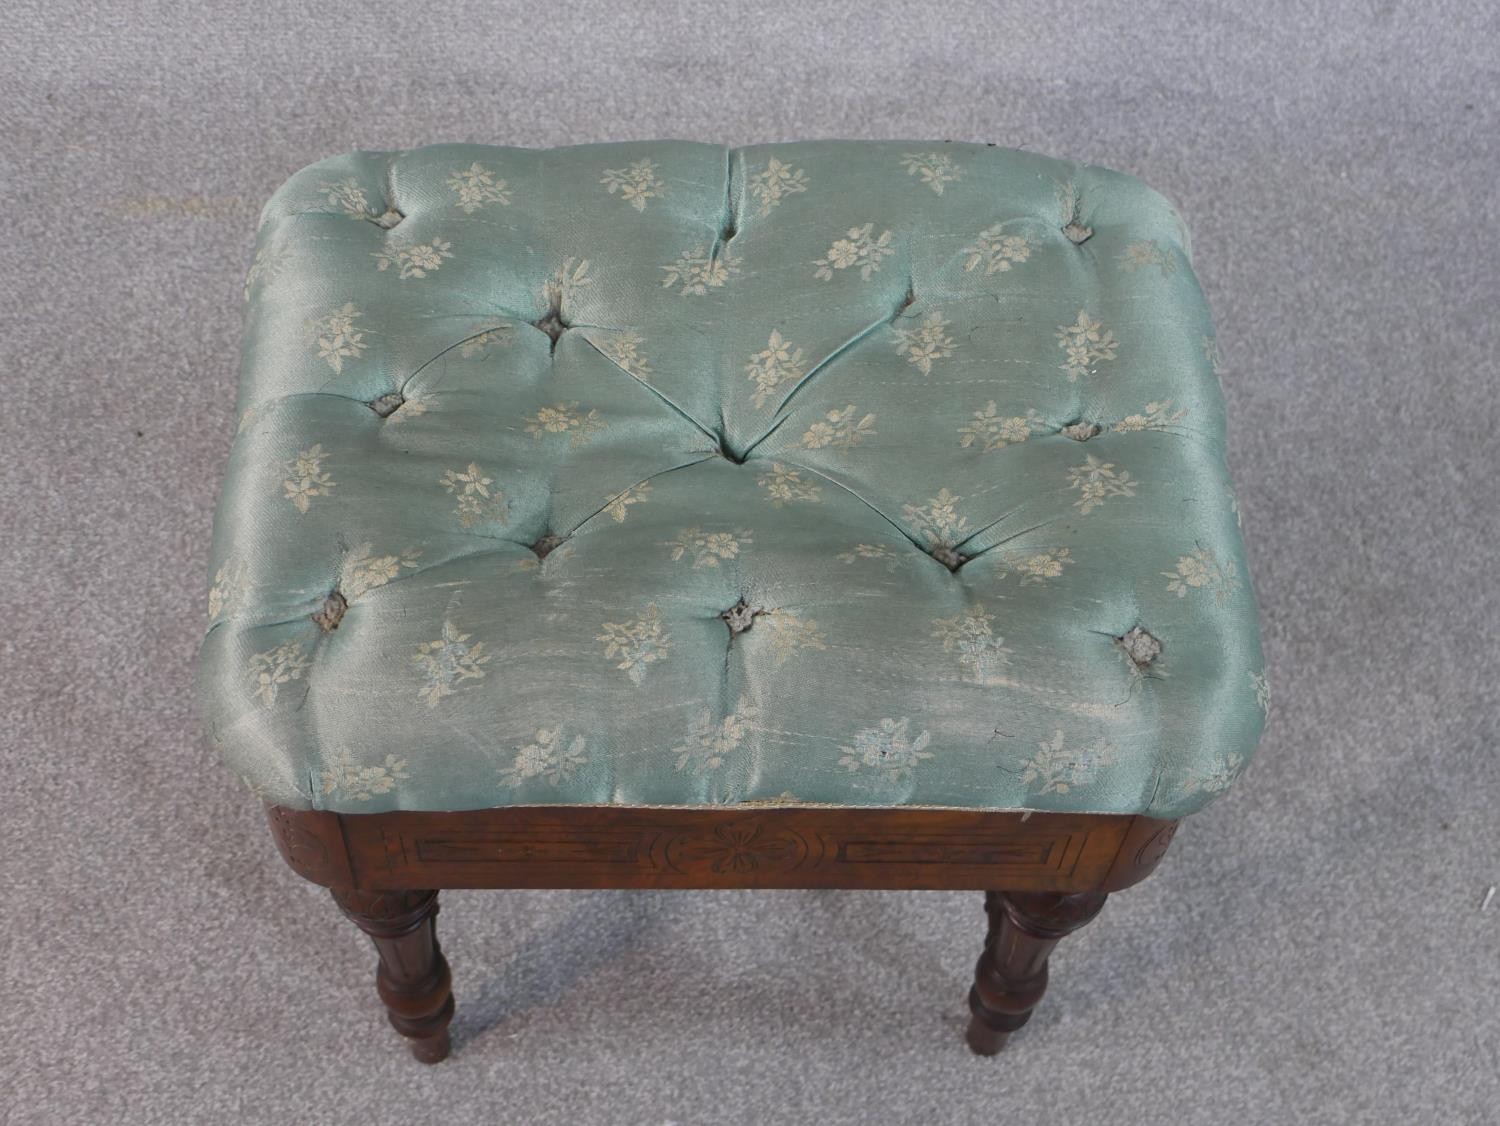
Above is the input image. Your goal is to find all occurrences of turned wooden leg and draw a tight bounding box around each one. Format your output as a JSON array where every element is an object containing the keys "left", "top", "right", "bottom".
[
  {"left": 965, "top": 889, "right": 1107, "bottom": 1055},
  {"left": 330, "top": 888, "right": 454, "bottom": 1063}
]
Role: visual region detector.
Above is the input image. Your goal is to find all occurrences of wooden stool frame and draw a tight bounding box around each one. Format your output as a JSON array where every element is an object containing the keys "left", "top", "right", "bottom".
[{"left": 268, "top": 804, "right": 1178, "bottom": 1062}]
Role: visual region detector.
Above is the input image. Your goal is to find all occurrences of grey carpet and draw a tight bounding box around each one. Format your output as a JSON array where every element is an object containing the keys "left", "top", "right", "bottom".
[{"left": 2, "top": 2, "right": 1497, "bottom": 1123}]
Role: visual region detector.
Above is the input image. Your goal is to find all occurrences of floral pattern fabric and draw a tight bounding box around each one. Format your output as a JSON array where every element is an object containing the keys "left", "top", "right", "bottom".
[{"left": 200, "top": 141, "right": 1265, "bottom": 818}]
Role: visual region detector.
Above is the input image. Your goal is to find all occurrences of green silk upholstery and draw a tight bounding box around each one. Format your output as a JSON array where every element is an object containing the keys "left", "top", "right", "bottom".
[{"left": 199, "top": 141, "right": 1266, "bottom": 817}]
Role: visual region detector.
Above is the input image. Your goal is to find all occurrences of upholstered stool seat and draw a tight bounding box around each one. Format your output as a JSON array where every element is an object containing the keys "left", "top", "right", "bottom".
[
  {"left": 202, "top": 141, "right": 1266, "bottom": 1063},
  {"left": 203, "top": 140, "right": 1264, "bottom": 817}
]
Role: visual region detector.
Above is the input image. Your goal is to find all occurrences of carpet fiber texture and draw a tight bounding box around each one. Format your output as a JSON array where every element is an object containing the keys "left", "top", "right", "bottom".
[{"left": 2, "top": 2, "right": 1496, "bottom": 1123}]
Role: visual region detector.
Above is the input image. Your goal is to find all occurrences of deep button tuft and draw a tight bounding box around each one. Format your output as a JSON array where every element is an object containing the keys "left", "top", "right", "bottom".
[
  {"left": 370, "top": 207, "right": 405, "bottom": 230},
  {"left": 930, "top": 545, "right": 967, "bottom": 572},
  {"left": 311, "top": 590, "right": 348, "bottom": 631},
  {"left": 1118, "top": 626, "right": 1161, "bottom": 668},
  {"left": 721, "top": 599, "right": 758, "bottom": 635},
  {"left": 530, "top": 533, "right": 567, "bottom": 560},
  {"left": 1063, "top": 222, "right": 1093, "bottom": 244},
  {"left": 1061, "top": 421, "right": 1101, "bottom": 442},
  {"left": 534, "top": 308, "right": 568, "bottom": 347},
  {"left": 368, "top": 392, "right": 406, "bottom": 418},
  {"left": 718, "top": 443, "right": 747, "bottom": 465}
]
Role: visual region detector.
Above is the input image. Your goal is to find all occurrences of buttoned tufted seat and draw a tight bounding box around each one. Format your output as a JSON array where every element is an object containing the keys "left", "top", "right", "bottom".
[{"left": 200, "top": 141, "right": 1266, "bottom": 821}]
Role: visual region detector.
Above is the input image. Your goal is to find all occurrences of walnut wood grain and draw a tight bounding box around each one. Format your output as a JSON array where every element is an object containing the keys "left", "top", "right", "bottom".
[
  {"left": 266, "top": 806, "right": 1177, "bottom": 892},
  {"left": 965, "top": 889, "right": 1109, "bottom": 1055},
  {"left": 265, "top": 804, "right": 1179, "bottom": 1060},
  {"left": 267, "top": 805, "right": 352, "bottom": 887},
  {"left": 330, "top": 887, "right": 454, "bottom": 1064}
]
